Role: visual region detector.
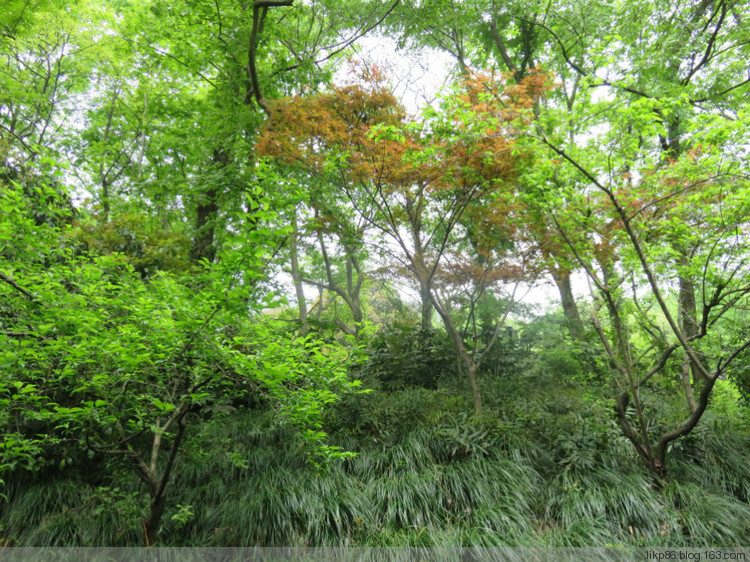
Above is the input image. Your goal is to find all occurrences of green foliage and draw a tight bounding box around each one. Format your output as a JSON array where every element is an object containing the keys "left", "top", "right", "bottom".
[
  {"left": 0, "top": 164, "right": 365, "bottom": 539},
  {"left": 5, "top": 388, "right": 750, "bottom": 547},
  {"left": 3, "top": 0, "right": 750, "bottom": 549},
  {"left": 358, "top": 324, "right": 456, "bottom": 390}
]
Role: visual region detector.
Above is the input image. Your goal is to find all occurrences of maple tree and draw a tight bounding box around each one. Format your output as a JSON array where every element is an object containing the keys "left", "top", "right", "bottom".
[{"left": 260, "top": 66, "right": 550, "bottom": 412}]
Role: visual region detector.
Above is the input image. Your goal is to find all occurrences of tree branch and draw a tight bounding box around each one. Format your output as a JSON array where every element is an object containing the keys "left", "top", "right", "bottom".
[
  {"left": 274, "top": 0, "right": 400, "bottom": 76},
  {"left": 0, "top": 272, "right": 39, "bottom": 302},
  {"left": 519, "top": 16, "right": 653, "bottom": 99},
  {"left": 681, "top": 0, "right": 726, "bottom": 86}
]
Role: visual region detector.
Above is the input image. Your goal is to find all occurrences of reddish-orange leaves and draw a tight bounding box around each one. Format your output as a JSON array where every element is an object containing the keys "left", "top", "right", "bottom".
[
  {"left": 257, "top": 65, "right": 551, "bottom": 238},
  {"left": 257, "top": 65, "right": 406, "bottom": 180}
]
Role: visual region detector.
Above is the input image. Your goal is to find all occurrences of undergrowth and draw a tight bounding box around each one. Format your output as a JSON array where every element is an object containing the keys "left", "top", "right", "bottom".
[{"left": 2, "top": 384, "right": 749, "bottom": 547}]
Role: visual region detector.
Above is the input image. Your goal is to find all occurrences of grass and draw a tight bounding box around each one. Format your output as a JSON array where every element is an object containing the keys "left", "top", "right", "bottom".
[{"left": 3, "top": 389, "right": 750, "bottom": 547}]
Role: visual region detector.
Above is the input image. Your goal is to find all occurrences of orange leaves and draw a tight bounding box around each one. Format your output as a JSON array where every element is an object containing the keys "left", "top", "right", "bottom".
[
  {"left": 433, "top": 250, "right": 526, "bottom": 300},
  {"left": 457, "top": 67, "right": 551, "bottom": 122},
  {"left": 436, "top": 69, "right": 551, "bottom": 189},
  {"left": 257, "top": 63, "right": 407, "bottom": 181},
  {"left": 257, "top": 65, "right": 551, "bottom": 236}
]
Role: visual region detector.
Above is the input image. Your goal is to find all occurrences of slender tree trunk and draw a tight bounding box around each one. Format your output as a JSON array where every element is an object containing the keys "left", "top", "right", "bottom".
[
  {"left": 138, "top": 410, "right": 189, "bottom": 545},
  {"left": 313, "top": 229, "right": 366, "bottom": 338},
  {"left": 101, "top": 178, "right": 110, "bottom": 224},
  {"left": 123, "top": 449, "right": 171, "bottom": 546},
  {"left": 677, "top": 252, "right": 700, "bottom": 353},
  {"left": 344, "top": 253, "right": 365, "bottom": 338},
  {"left": 350, "top": 294, "right": 364, "bottom": 335},
  {"left": 680, "top": 359, "right": 698, "bottom": 412},
  {"left": 98, "top": 91, "right": 118, "bottom": 224},
  {"left": 433, "top": 298, "right": 483, "bottom": 413},
  {"left": 669, "top": 101, "right": 701, "bottom": 414},
  {"left": 661, "top": 117, "right": 702, "bottom": 411},
  {"left": 677, "top": 272, "right": 698, "bottom": 343},
  {"left": 465, "top": 362, "right": 483, "bottom": 415},
  {"left": 419, "top": 283, "right": 433, "bottom": 332},
  {"left": 677, "top": 250, "right": 700, "bottom": 411},
  {"left": 315, "top": 288, "right": 323, "bottom": 322},
  {"left": 289, "top": 214, "right": 308, "bottom": 335}
]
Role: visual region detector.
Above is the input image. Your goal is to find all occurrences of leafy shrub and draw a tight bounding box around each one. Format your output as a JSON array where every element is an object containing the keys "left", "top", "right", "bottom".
[{"left": 357, "top": 325, "right": 456, "bottom": 390}]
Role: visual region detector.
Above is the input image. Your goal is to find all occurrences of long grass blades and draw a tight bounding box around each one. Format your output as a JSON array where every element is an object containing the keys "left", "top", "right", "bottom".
[{"left": 4, "top": 393, "right": 750, "bottom": 546}]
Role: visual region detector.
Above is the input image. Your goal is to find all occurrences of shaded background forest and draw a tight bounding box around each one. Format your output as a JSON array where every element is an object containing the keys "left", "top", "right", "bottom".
[{"left": 2, "top": 0, "right": 750, "bottom": 547}]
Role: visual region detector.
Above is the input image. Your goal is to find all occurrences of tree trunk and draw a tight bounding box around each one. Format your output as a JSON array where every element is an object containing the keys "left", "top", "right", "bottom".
[
  {"left": 101, "top": 178, "right": 110, "bottom": 224},
  {"left": 419, "top": 283, "right": 433, "bottom": 332},
  {"left": 677, "top": 248, "right": 702, "bottom": 412},
  {"left": 465, "top": 362, "right": 483, "bottom": 415},
  {"left": 678, "top": 274, "right": 699, "bottom": 410},
  {"left": 122, "top": 408, "right": 190, "bottom": 546},
  {"left": 344, "top": 254, "right": 365, "bottom": 339},
  {"left": 142, "top": 493, "right": 167, "bottom": 546},
  {"left": 680, "top": 359, "right": 698, "bottom": 412},
  {"left": 289, "top": 214, "right": 308, "bottom": 336},
  {"left": 654, "top": 373, "right": 719, "bottom": 481},
  {"left": 190, "top": 186, "right": 219, "bottom": 263},
  {"left": 190, "top": 148, "right": 227, "bottom": 263},
  {"left": 678, "top": 256, "right": 702, "bottom": 377},
  {"left": 551, "top": 270, "right": 583, "bottom": 339},
  {"left": 433, "top": 298, "right": 483, "bottom": 414},
  {"left": 663, "top": 118, "right": 703, "bottom": 409}
]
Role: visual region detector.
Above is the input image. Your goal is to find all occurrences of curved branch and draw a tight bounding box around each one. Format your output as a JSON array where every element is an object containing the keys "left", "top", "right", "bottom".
[
  {"left": 273, "top": 0, "right": 401, "bottom": 76},
  {"left": 655, "top": 374, "right": 718, "bottom": 468},
  {"left": 681, "top": 0, "right": 727, "bottom": 86},
  {"left": 120, "top": 38, "right": 217, "bottom": 88},
  {"left": 517, "top": 16, "right": 653, "bottom": 99}
]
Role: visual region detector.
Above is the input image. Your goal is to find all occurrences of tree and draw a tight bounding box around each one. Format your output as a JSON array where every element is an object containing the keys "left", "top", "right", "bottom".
[
  {"left": 0, "top": 176, "right": 362, "bottom": 542},
  {"left": 125, "top": 0, "right": 401, "bottom": 265},
  {"left": 523, "top": 0, "right": 750, "bottom": 480},
  {"left": 531, "top": 89, "right": 750, "bottom": 480},
  {"left": 391, "top": 0, "right": 588, "bottom": 339},
  {"left": 1, "top": 0, "right": 389, "bottom": 541},
  {"left": 260, "top": 66, "right": 548, "bottom": 412},
  {"left": 389, "top": 0, "right": 750, "bottom": 476}
]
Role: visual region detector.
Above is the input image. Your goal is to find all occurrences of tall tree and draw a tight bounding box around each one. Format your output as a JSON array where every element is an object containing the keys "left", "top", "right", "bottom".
[
  {"left": 531, "top": 0, "right": 750, "bottom": 478},
  {"left": 391, "top": 0, "right": 588, "bottom": 339}
]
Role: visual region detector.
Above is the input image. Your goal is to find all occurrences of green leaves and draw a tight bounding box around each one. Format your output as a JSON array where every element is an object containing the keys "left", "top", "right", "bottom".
[
  {"left": 1, "top": 165, "right": 364, "bottom": 521},
  {"left": 227, "top": 324, "right": 363, "bottom": 464}
]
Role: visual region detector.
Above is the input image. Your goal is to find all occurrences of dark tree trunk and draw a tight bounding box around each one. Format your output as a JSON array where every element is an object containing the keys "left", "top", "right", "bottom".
[
  {"left": 142, "top": 493, "right": 167, "bottom": 546},
  {"left": 123, "top": 407, "right": 190, "bottom": 545},
  {"left": 190, "top": 148, "right": 227, "bottom": 263},
  {"left": 551, "top": 270, "right": 583, "bottom": 339},
  {"left": 190, "top": 187, "right": 219, "bottom": 263}
]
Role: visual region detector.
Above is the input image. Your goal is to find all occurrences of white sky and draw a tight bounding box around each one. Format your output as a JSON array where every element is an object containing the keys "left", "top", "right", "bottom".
[{"left": 340, "top": 34, "right": 456, "bottom": 117}]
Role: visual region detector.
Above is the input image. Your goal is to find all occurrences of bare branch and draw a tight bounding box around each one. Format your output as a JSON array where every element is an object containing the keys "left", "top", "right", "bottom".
[{"left": 274, "top": 0, "right": 401, "bottom": 75}]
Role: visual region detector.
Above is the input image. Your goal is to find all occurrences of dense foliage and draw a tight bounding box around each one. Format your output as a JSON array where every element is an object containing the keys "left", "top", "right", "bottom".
[{"left": 2, "top": 0, "right": 750, "bottom": 548}]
